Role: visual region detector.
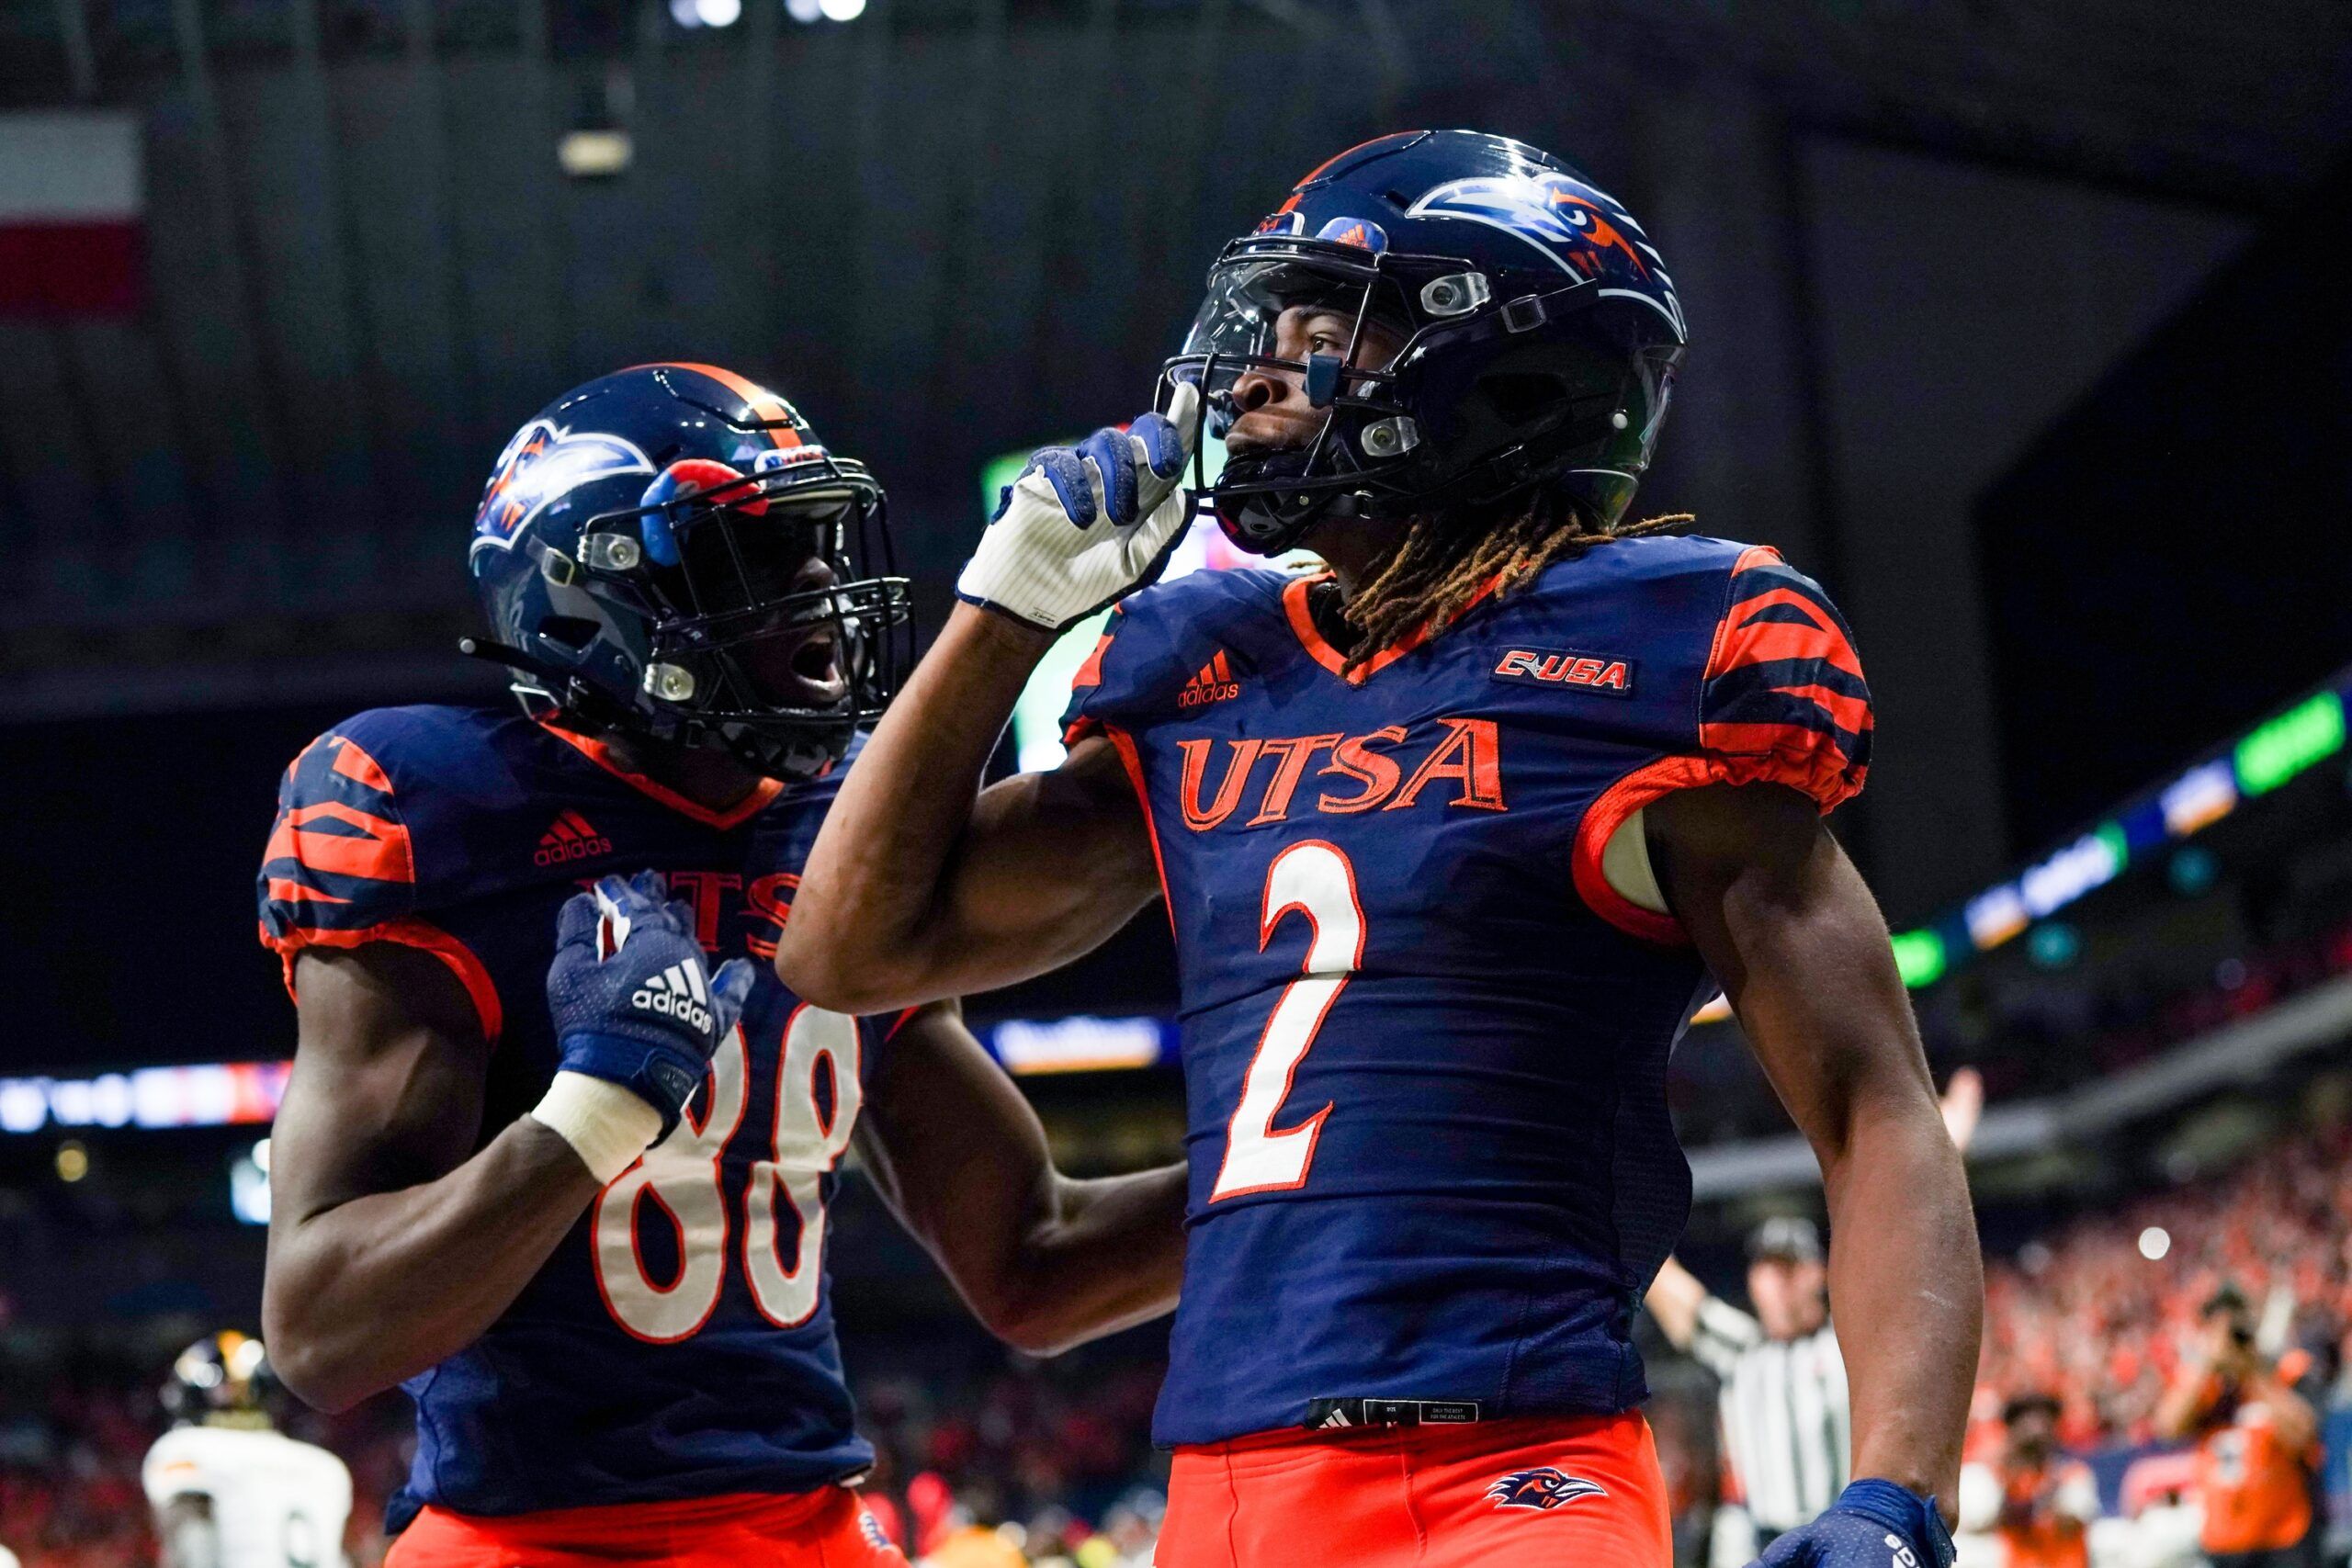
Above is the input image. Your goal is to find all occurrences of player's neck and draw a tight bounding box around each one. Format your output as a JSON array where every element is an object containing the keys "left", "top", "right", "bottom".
[
  {"left": 1306, "top": 513, "right": 1412, "bottom": 604},
  {"left": 598, "top": 728, "right": 771, "bottom": 813}
]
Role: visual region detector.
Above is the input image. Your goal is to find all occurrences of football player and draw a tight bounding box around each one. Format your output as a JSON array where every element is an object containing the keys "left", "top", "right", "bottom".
[
  {"left": 776, "top": 132, "right": 1980, "bottom": 1568},
  {"left": 144, "top": 1333, "right": 354, "bottom": 1568},
  {"left": 258, "top": 364, "right": 1185, "bottom": 1566}
]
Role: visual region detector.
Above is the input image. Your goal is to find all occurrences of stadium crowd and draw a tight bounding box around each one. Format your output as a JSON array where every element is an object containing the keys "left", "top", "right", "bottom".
[
  {"left": 1976, "top": 1116, "right": 2352, "bottom": 1451},
  {"left": 6, "top": 1105, "right": 2352, "bottom": 1564}
]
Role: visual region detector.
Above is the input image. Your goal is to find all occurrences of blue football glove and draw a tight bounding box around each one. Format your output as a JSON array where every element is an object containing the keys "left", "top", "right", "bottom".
[
  {"left": 956, "top": 381, "right": 1199, "bottom": 632},
  {"left": 545, "top": 871, "right": 755, "bottom": 1143},
  {"left": 1751, "top": 1481, "right": 1956, "bottom": 1568}
]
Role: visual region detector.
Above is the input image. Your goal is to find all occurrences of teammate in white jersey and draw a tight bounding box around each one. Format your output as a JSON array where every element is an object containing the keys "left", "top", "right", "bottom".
[{"left": 143, "top": 1333, "right": 353, "bottom": 1568}]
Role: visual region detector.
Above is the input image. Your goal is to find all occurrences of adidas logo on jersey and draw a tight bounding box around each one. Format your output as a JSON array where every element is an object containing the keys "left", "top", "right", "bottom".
[
  {"left": 1179, "top": 651, "right": 1241, "bottom": 709},
  {"left": 632, "top": 962, "right": 715, "bottom": 1033},
  {"left": 535, "top": 809, "right": 613, "bottom": 866}
]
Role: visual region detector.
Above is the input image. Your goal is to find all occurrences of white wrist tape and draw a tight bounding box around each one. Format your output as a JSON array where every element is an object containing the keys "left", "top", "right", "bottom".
[{"left": 530, "top": 1070, "right": 664, "bottom": 1184}]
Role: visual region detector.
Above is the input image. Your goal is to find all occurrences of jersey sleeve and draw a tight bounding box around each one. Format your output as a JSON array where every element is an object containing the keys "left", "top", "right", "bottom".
[
  {"left": 256, "top": 715, "right": 503, "bottom": 1039},
  {"left": 1571, "top": 544, "right": 1872, "bottom": 944},
  {"left": 1057, "top": 604, "right": 1135, "bottom": 748},
  {"left": 1696, "top": 545, "right": 1871, "bottom": 810},
  {"left": 1057, "top": 572, "right": 1272, "bottom": 749}
]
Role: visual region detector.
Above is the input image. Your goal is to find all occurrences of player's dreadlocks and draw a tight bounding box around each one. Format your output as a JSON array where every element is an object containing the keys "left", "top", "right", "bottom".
[{"left": 1337, "top": 487, "right": 1692, "bottom": 672}]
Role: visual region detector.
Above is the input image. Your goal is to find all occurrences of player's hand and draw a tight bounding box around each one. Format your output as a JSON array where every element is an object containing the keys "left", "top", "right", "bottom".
[
  {"left": 1750, "top": 1480, "right": 1955, "bottom": 1568},
  {"left": 540, "top": 872, "right": 754, "bottom": 1165},
  {"left": 956, "top": 381, "right": 1199, "bottom": 633}
]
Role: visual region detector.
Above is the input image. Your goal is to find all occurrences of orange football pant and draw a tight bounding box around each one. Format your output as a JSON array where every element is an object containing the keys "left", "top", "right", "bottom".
[
  {"left": 385, "top": 1484, "right": 904, "bottom": 1568},
  {"left": 1156, "top": 1410, "right": 1672, "bottom": 1568}
]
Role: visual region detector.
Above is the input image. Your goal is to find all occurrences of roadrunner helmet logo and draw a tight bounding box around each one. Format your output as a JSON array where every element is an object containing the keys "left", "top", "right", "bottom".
[
  {"left": 471, "top": 421, "right": 655, "bottom": 552},
  {"left": 1408, "top": 172, "right": 1685, "bottom": 338},
  {"left": 1486, "top": 1466, "right": 1607, "bottom": 1511}
]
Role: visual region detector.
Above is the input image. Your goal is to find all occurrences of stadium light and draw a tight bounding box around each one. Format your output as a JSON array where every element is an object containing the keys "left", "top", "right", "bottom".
[
  {"left": 818, "top": 0, "right": 865, "bottom": 17},
  {"left": 230, "top": 1141, "right": 272, "bottom": 1225},
  {"left": 2235, "top": 690, "right": 2345, "bottom": 796},
  {"left": 1890, "top": 930, "right": 1947, "bottom": 988},
  {"left": 55, "top": 1141, "right": 88, "bottom": 1183},
  {"left": 785, "top": 0, "right": 821, "bottom": 17}
]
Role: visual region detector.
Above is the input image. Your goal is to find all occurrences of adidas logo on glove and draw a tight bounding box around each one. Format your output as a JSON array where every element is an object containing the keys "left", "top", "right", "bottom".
[{"left": 632, "top": 962, "right": 716, "bottom": 1035}]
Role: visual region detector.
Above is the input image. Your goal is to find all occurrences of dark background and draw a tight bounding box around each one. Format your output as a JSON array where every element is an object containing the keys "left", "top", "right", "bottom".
[{"left": 0, "top": 0, "right": 2346, "bottom": 1074}]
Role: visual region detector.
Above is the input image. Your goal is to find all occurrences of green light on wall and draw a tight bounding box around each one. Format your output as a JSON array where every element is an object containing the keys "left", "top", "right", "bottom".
[
  {"left": 2234, "top": 691, "right": 2346, "bottom": 796},
  {"left": 2094, "top": 821, "right": 2128, "bottom": 874},
  {"left": 1891, "top": 929, "right": 1947, "bottom": 988}
]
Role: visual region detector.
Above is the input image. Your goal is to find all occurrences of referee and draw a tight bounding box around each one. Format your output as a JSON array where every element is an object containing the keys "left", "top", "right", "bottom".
[{"left": 1650, "top": 1217, "right": 1849, "bottom": 1562}]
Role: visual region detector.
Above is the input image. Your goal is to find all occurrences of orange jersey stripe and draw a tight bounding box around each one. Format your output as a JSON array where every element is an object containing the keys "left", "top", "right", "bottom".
[
  {"left": 1071, "top": 633, "right": 1113, "bottom": 690},
  {"left": 1773, "top": 681, "right": 1874, "bottom": 738},
  {"left": 265, "top": 876, "right": 351, "bottom": 906},
  {"left": 264, "top": 801, "right": 415, "bottom": 885},
  {"left": 1707, "top": 600, "right": 1863, "bottom": 679},
  {"left": 329, "top": 735, "right": 393, "bottom": 791}
]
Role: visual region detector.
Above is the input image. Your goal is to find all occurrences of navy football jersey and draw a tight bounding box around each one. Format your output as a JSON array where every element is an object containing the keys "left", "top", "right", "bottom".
[
  {"left": 1059, "top": 536, "right": 1871, "bottom": 1447},
  {"left": 258, "top": 705, "right": 889, "bottom": 1522}
]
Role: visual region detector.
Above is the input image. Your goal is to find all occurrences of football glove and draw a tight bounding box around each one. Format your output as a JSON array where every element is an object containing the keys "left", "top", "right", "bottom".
[
  {"left": 1752, "top": 1480, "right": 1956, "bottom": 1568},
  {"left": 532, "top": 871, "right": 755, "bottom": 1181},
  {"left": 956, "top": 381, "right": 1199, "bottom": 633}
]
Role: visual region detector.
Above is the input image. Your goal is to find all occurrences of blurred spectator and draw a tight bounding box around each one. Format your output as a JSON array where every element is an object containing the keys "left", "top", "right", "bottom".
[
  {"left": 1958, "top": 1392, "right": 2098, "bottom": 1568},
  {"left": 2151, "top": 1286, "right": 2319, "bottom": 1568}
]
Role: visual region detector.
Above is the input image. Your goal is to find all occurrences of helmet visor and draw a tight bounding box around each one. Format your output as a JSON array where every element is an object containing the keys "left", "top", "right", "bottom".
[{"left": 1169, "top": 254, "right": 1416, "bottom": 446}]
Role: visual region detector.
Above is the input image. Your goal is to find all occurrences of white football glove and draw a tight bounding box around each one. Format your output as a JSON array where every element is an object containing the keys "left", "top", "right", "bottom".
[{"left": 957, "top": 382, "right": 1200, "bottom": 633}]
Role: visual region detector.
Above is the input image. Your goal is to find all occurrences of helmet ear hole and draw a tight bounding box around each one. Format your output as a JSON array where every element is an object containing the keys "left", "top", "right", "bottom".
[{"left": 537, "top": 615, "right": 600, "bottom": 651}]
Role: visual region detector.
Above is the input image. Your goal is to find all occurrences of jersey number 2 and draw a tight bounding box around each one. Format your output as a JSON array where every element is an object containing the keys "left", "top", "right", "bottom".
[
  {"left": 592, "top": 1004, "right": 861, "bottom": 1341},
  {"left": 1210, "top": 840, "right": 1363, "bottom": 1201}
]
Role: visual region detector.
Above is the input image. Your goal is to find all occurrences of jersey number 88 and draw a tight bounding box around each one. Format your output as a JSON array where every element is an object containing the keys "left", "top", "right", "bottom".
[{"left": 592, "top": 1004, "right": 860, "bottom": 1341}]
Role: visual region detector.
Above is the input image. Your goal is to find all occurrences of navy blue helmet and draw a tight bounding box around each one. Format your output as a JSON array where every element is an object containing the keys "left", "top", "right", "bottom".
[
  {"left": 467, "top": 364, "right": 910, "bottom": 782},
  {"left": 1161, "top": 130, "right": 1688, "bottom": 555}
]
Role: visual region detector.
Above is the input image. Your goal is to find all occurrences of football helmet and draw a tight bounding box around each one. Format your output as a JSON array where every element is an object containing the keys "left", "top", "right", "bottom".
[
  {"left": 163, "top": 1331, "right": 280, "bottom": 1429},
  {"left": 1162, "top": 130, "right": 1687, "bottom": 555},
  {"left": 468, "top": 363, "right": 910, "bottom": 782}
]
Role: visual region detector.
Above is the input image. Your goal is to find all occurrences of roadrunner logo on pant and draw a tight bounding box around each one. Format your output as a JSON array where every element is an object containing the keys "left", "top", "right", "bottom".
[
  {"left": 1485, "top": 1467, "right": 1607, "bottom": 1511},
  {"left": 633, "top": 962, "right": 714, "bottom": 1033}
]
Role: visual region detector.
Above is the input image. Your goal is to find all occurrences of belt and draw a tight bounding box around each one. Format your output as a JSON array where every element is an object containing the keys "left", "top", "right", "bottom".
[{"left": 1304, "top": 1397, "right": 1484, "bottom": 1430}]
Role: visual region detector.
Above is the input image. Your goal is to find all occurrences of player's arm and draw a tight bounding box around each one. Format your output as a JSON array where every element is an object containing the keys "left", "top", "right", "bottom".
[
  {"left": 267, "top": 878, "right": 750, "bottom": 1413},
  {"left": 777, "top": 391, "right": 1196, "bottom": 1015},
  {"left": 856, "top": 1002, "right": 1186, "bottom": 1353},
  {"left": 781, "top": 612, "right": 1159, "bottom": 1014},
  {"left": 1648, "top": 781, "right": 1982, "bottom": 1522},
  {"left": 264, "top": 942, "right": 604, "bottom": 1412}
]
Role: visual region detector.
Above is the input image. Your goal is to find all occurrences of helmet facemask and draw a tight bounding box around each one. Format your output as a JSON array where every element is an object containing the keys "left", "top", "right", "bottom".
[
  {"left": 1162, "top": 241, "right": 1428, "bottom": 553},
  {"left": 565, "top": 453, "right": 910, "bottom": 781}
]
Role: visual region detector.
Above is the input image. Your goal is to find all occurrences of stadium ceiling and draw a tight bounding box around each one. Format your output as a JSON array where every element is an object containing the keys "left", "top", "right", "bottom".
[
  {"left": 3, "top": 0, "right": 2343, "bottom": 205},
  {"left": 0, "top": 0, "right": 2345, "bottom": 716}
]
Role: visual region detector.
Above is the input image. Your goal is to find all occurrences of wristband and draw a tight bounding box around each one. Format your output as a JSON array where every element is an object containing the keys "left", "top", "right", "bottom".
[{"left": 530, "top": 1069, "right": 664, "bottom": 1184}]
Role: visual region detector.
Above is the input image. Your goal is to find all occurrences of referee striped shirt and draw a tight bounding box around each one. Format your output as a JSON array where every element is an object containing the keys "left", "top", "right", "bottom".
[{"left": 1690, "top": 1295, "right": 1851, "bottom": 1535}]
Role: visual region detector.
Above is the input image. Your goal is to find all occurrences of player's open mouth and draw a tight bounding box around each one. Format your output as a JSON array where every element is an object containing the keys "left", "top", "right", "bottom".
[{"left": 788, "top": 628, "right": 839, "bottom": 685}]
